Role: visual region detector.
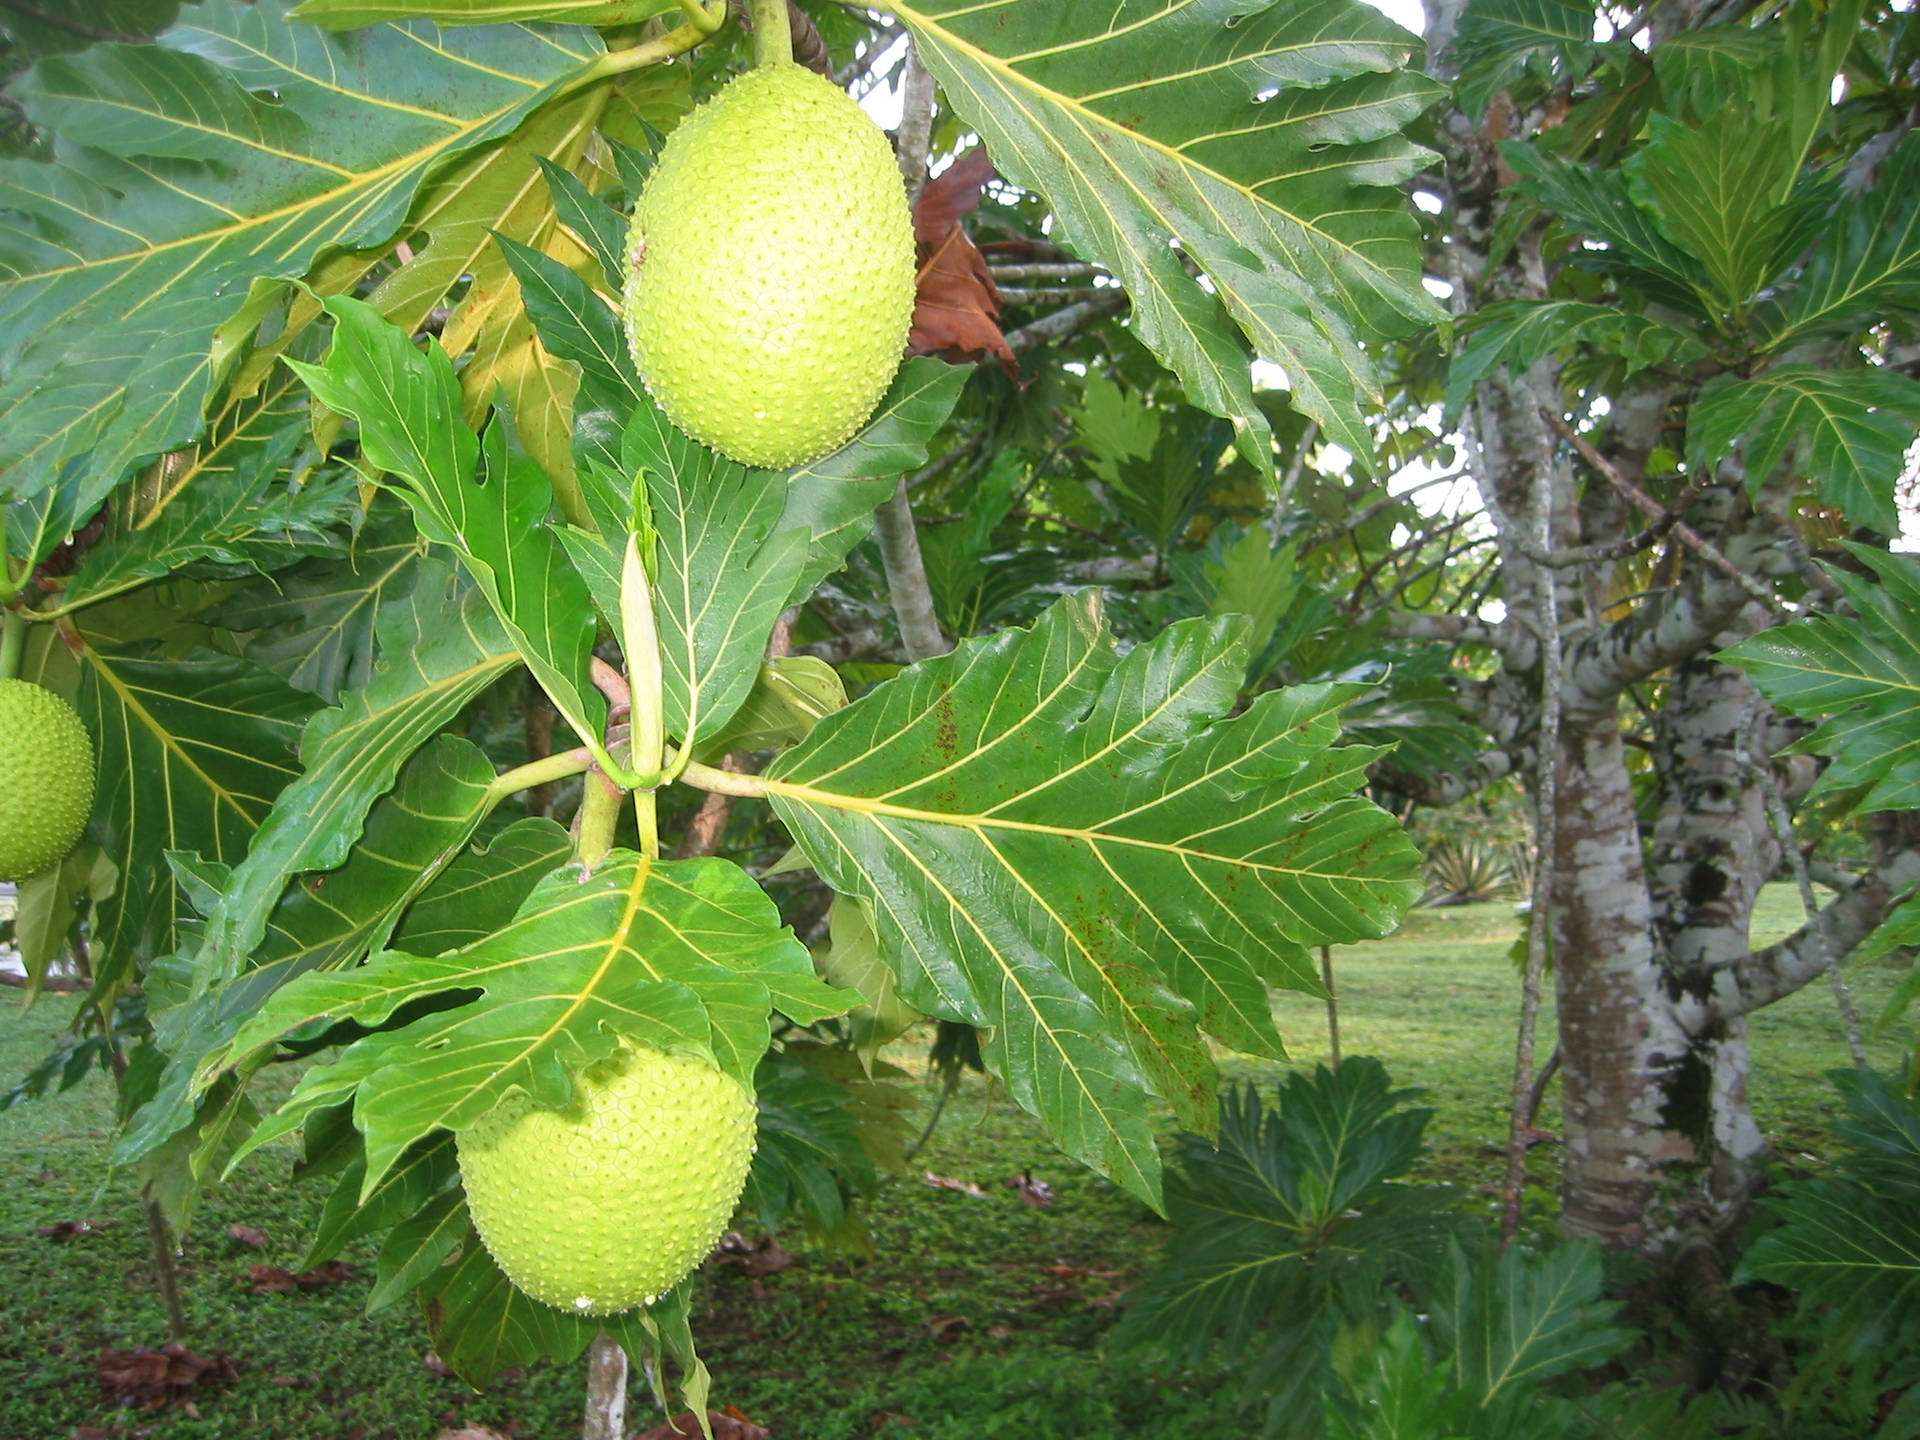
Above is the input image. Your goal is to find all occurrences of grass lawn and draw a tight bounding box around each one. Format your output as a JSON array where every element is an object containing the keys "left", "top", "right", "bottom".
[{"left": 0, "top": 885, "right": 1905, "bottom": 1439}]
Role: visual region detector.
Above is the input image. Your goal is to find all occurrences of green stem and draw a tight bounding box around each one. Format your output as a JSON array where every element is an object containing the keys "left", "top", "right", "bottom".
[
  {"left": 747, "top": 0, "right": 793, "bottom": 67},
  {"left": 574, "top": 769, "right": 626, "bottom": 870},
  {"left": 633, "top": 787, "right": 660, "bottom": 861},
  {"left": 675, "top": 0, "right": 724, "bottom": 32},
  {"left": 565, "top": 3, "right": 726, "bottom": 94},
  {"left": 676, "top": 755, "right": 771, "bottom": 798},
  {"left": 0, "top": 611, "right": 27, "bottom": 682},
  {"left": 487, "top": 746, "right": 594, "bottom": 806}
]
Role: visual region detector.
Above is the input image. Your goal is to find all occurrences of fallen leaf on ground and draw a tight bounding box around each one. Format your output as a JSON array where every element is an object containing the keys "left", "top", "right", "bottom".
[
  {"left": 928, "top": 1315, "right": 971, "bottom": 1340},
  {"left": 637, "top": 1410, "right": 768, "bottom": 1440},
  {"left": 1007, "top": 1170, "right": 1054, "bottom": 1208},
  {"left": 96, "top": 1343, "right": 238, "bottom": 1412},
  {"left": 433, "top": 1428, "right": 510, "bottom": 1440},
  {"left": 922, "top": 1171, "right": 987, "bottom": 1198},
  {"left": 245, "top": 1261, "right": 356, "bottom": 1293},
  {"left": 1039, "top": 1262, "right": 1120, "bottom": 1280},
  {"left": 37, "top": 1218, "right": 113, "bottom": 1241},
  {"left": 713, "top": 1231, "right": 794, "bottom": 1276},
  {"left": 227, "top": 1224, "right": 269, "bottom": 1248},
  {"left": 423, "top": 1352, "right": 455, "bottom": 1377},
  {"left": 907, "top": 146, "right": 1015, "bottom": 373}
]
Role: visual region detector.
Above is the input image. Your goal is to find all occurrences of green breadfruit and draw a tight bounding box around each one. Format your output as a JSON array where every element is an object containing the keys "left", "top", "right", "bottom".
[
  {"left": 456, "top": 1041, "right": 757, "bottom": 1315},
  {"left": 0, "top": 679, "right": 95, "bottom": 882},
  {"left": 623, "top": 62, "right": 917, "bottom": 469}
]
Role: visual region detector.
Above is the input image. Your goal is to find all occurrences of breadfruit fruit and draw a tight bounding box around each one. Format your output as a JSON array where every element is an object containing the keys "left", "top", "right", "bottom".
[
  {"left": 622, "top": 62, "right": 917, "bottom": 469},
  {"left": 0, "top": 678, "right": 95, "bottom": 882},
  {"left": 456, "top": 1041, "right": 757, "bottom": 1315}
]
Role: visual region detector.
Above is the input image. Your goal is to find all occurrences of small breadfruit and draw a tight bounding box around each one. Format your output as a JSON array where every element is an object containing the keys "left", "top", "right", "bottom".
[
  {"left": 623, "top": 62, "right": 917, "bottom": 469},
  {"left": 456, "top": 1041, "right": 757, "bottom": 1315},
  {"left": 0, "top": 678, "right": 95, "bottom": 882}
]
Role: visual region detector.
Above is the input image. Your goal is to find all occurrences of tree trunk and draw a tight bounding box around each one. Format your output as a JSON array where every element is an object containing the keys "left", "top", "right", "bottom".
[{"left": 582, "top": 1330, "right": 628, "bottom": 1440}]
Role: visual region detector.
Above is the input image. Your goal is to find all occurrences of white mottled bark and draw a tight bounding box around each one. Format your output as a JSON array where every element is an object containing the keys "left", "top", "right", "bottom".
[{"left": 582, "top": 1331, "right": 628, "bottom": 1440}]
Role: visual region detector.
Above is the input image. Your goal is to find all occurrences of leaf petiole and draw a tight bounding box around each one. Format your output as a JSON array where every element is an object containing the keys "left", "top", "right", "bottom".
[
  {"left": 675, "top": 755, "right": 770, "bottom": 798},
  {"left": 572, "top": 2, "right": 726, "bottom": 92},
  {"left": 486, "top": 746, "right": 594, "bottom": 806},
  {"left": 676, "top": 0, "right": 725, "bottom": 34}
]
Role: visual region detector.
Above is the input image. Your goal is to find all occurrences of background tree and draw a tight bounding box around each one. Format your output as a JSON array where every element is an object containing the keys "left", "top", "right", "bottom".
[{"left": 1375, "top": 0, "right": 1920, "bottom": 1255}]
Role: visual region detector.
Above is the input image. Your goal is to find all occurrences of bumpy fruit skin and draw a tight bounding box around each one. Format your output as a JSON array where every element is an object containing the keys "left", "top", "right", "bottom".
[
  {"left": 623, "top": 63, "right": 917, "bottom": 469},
  {"left": 456, "top": 1042, "right": 757, "bottom": 1315},
  {"left": 0, "top": 679, "right": 95, "bottom": 882}
]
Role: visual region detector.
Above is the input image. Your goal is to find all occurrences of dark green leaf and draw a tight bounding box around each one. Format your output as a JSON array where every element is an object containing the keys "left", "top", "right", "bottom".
[
  {"left": 0, "top": 0, "right": 604, "bottom": 506},
  {"left": 1689, "top": 367, "right": 1920, "bottom": 535},
  {"left": 418, "top": 1234, "right": 595, "bottom": 1387},
  {"left": 1445, "top": 301, "right": 1706, "bottom": 417},
  {"left": 1723, "top": 546, "right": 1920, "bottom": 811},
  {"left": 1452, "top": 0, "right": 1597, "bottom": 122},
  {"left": 765, "top": 592, "right": 1423, "bottom": 1203},
  {"left": 1116, "top": 1059, "right": 1453, "bottom": 1361},
  {"left": 1764, "top": 132, "right": 1920, "bottom": 349},
  {"left": 891, "top": 0, "right": 1445, "bottom": 476},
  {"left": 620, "top": 401, "right": 807, "bottom": 744},
  {"left": 213, "top": 506, "right": 428, "bottom": 704},
  {"left": 224, "top": 854, "right": 845, "bottom": 1189},
  {"left": 1433, "top": 1240, "right": 1635, "bottom": 1408},
  {"left": 290, "top": 296, "right": 606, "bottom": 755},
  {"left": 193, "top": 561, "right": 519, "bottom": 984},
  {"left": 537, "top": 155, "right": 627, "bottom": 286},
  {"left": 390, "top": 816, "right": 573, "bottom": 956}
]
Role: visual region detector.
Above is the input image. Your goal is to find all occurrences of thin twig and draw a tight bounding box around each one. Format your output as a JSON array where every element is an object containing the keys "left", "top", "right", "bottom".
[
  {"left": 1001, "top": 291, "right": 1130, "bottom": 349},
  {"left": 1543, "top": 410, "right": 1783, "bottom": 613},
  {"left": 834, "top": 21, "right": 904, "bottom": 88},
  {"left": 1320, "top": 946, "right": 1341, "bottom": 1070},
  {"left": 987, "top": 262, "right": 1109, "bottom": 283},
  {"left": 995, "top": 285, "right": 1109, "bottom": 305}
]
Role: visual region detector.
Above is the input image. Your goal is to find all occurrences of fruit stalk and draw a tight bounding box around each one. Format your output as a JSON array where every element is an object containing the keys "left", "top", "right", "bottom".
[
  {"left": 746, "top": 0, "right": 793, "bottom": 67},
  {"left": 0, "top": 610, "right": 24, "bottom": 681}
]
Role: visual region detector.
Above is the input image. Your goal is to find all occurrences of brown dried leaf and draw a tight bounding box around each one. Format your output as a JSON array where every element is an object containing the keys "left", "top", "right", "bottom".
[
  {"left": 246, "top": 1260, "right": 355, "bottom": 1293},
  {"left": 921, "top": 1171, "right": 987, "bottom": 1198},
  {"left": 907, "top": 147, "right": 1015, "bottom": 374},
  {"left": 96, "top": 1343, "right": 238, "bottom": 1412},
  {"left": 927, "top": 1315, "right": 971, "bottom": 1339},
  {"left": 636, "top": 1410, "right": 768, "bottom": 1440},
  {"left": 37, "top": 1218, "right": 113, "bottom": 1241},
  {"left": 227, "top": 1224, "right": 269, "bottom": 1249}
]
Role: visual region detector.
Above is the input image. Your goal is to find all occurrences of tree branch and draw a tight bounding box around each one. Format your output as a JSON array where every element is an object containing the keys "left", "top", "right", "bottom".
[
  {"left": 1544, "top": 411, "right": 1783, "bottom": 614},
  {"left": 1713, "top": 847, "right": 1920, "bottom": 1021}
]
